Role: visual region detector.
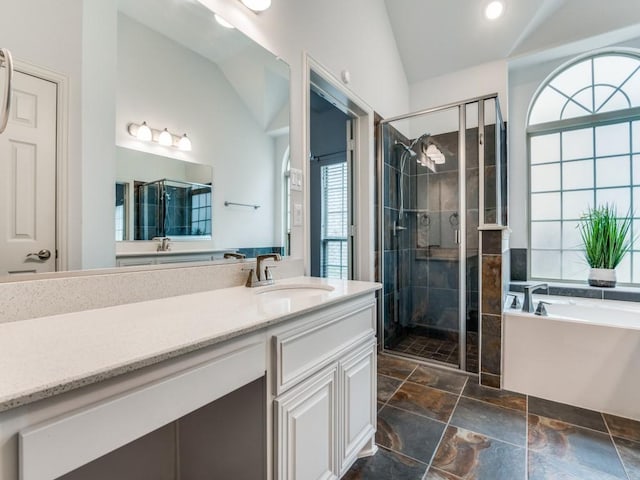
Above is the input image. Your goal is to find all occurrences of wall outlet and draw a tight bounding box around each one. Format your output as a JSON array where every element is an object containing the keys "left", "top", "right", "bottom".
[
  {"left": 290, "top": 168, "right": 303, "bottom": 191},
  {"left": 293, "top": 203, "right": 303, "bottom": 226}
]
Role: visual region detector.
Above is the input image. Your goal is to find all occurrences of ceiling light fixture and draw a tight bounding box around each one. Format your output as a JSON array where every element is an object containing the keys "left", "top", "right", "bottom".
[
  {"left": 214, "top": 14, "right": 235, "bottom": 28},
  {"left": 485, "top": 1, "right": 504, "bottom": 20},
  {"left": 240, "top": 0, "right": 272, "bottom": 12},
  {"left": 127, "top": 122, "right": 193, "bottom": 151}
]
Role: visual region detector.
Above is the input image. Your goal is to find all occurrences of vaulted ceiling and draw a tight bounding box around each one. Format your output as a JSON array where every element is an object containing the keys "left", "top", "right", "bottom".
[{"left": 384, "top": 0, "right": 640, "bottom": 84}]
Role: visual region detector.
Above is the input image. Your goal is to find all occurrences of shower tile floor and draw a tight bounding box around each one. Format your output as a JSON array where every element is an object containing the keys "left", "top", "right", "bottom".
[
  {"left": 344, "top": 354, "right": 640, "bottom": 480},
  {"left": 391, "top": 333, "right": 479, "bottom": 373}
]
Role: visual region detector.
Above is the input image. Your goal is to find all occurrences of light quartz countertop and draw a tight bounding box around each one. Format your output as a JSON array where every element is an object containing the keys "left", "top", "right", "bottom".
[{"left": 0, "top": 276, "right": 380, "bottom": 413}]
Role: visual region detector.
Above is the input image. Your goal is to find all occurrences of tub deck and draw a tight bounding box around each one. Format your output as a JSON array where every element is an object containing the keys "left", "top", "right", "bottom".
[{"left": 503, "top": 295, "right": 640, "bottom": 421}]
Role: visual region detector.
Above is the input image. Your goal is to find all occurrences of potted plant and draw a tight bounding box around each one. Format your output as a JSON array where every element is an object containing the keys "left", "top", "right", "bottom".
[{"left": 578, "top": 204, "right": 632, "bottom": 288}]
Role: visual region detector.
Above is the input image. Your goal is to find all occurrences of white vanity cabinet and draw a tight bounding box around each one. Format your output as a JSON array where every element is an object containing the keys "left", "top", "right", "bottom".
[
  {"left": 0, "top": 279, "right": 379, "bottom": 480},
  {"left": 272, "top": 295, "right": 377, "bottom": 480}
]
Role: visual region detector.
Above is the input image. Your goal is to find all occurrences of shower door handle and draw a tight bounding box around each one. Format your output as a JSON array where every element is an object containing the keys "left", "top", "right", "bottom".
[{"left": 454, "top": 230, "right": 460, "bottom": 244}]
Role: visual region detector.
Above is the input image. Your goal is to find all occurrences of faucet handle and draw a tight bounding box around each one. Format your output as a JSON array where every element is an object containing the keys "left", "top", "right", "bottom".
[
  {"left": 504, "top": 293, "right": 521, "bottom": 310},
  {"left": 535, "top": 301, "right": 551, "bottom": 316},
  {"left": 245, "top": 268, "right": 259, "bottom": 287}
]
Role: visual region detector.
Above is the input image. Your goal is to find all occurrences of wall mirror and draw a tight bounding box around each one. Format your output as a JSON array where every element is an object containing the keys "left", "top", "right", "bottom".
[{"left": 0, "top": 0, "right": 290, "bottom": 277}]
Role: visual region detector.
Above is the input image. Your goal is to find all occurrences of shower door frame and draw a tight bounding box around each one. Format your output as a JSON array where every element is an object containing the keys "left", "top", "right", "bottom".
[{"left": 378, "top": 93, "right": 501, "bottom": 371}]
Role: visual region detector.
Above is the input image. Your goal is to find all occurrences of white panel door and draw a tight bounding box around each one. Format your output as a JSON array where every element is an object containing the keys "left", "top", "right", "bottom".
[
  {"left": 275, "top": 367, "right": 338, "bottom": 480},
  {"left": 0, "top": 70, "right": 57, "bottom": 275},
  {"left": 340, "top": 339, "right": 376, "bottom": 474}
]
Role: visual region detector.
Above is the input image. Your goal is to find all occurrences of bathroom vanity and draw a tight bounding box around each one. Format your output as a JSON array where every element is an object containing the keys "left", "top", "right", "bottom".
[{"left": 0, "top": 277, "right": 379, "bottom": 480}]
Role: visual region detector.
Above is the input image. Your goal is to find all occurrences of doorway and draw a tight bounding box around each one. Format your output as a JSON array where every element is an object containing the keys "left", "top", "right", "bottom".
[
  {"left": 309, "top": 90, "right": 353, "bottom": 279},
  {"left": 0, "top": 69, "right": 58, "bottom": 275},
  {"left": 305, "top": 55, "right": 375, "bottom": 282}
]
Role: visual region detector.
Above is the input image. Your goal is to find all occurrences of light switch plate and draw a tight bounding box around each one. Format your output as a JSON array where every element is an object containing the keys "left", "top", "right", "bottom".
[
  {"left": 293, "top": 203, "right": 303, "bottom": 226},
  {"left": 290, "top": 168, "right": 303, "bottom": 191}
]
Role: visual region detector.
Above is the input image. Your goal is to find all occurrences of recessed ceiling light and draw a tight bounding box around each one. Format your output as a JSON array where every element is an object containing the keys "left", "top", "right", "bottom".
[
  {"left": 241, "top": 0, "right": 272, "bottom": 12},
  {"left": 214, "top": 14, "right": 235, "bottom": 29},
  {"left": 485, "top": 1, "right": 504, "bottom": 20}
]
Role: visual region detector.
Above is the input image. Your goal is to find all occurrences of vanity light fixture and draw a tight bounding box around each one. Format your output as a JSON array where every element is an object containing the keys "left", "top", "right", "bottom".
[
  {"left": 127, "top": 122, "right": 193, "bottom": 151},
  {"left": 215, "top": 14, "right": 235, "bottom": 28},
  {"left": 178, "top": 134, "right": 192, "bottom": 152},
  {"left": 240, "top": 0, "right": 271, "bottom": 12},
  {"left": 135, "top": 121, "right": 152, "bottom": 142},
  {"left": 158, "top": 128, "right": 173, "bottom": 146},
  {"left": 484, "top": 0, "right": 505, "bottom": 20}
]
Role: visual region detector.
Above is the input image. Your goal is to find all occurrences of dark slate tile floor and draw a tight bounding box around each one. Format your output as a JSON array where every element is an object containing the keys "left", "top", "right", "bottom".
[
  {"left": 345, "top": 354, "right": 640, "bottom": 480},
  {"left": 390, "top": 333, "right": 479, "bottom": 373}
]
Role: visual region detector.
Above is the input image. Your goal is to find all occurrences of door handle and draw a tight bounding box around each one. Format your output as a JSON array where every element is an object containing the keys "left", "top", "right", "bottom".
[{"left": 27, "top": 249, "right": 51, "bottom": 261}]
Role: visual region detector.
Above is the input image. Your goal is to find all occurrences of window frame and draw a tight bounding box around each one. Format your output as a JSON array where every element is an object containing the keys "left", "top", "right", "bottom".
[{"left": 527, "top": 50, "right": 640, "bottom": 285}]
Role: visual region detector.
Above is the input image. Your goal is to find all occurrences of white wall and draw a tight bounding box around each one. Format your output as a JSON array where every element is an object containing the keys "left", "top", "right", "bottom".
[
  {"left": 197, "top": 0, "right": 411, "bottom": 260},
  {"left": 410, "top": 60, "right": 508, "bottom": 118},
  {"left": 81, "top": 0, "right": 117, "bottom": 269},
  {"left": 508, "top": 36, "right": 640, "bottom": 248},
  {"left": 116, "top": 15, "right": 277, "bottom": 249}
]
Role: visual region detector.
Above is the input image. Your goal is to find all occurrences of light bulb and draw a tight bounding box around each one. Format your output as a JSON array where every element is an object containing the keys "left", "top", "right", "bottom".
[
  {"left": 241, "top": 0, "right": 271, "bottom": 12},
  {"left": 215, "top": 14, "right": 235, "bottom": 28},
  {"left": 178, "top": 134, "right": 192, "bottom": 151},
  {"left": 136, "top": 121, "right": 152, "bottom": 142},
  {"left": 158, "top": 128, "right": 173, "bottom": 146},
  {"left": 485, "top": 1, "right": 504, "bottom": 20}
]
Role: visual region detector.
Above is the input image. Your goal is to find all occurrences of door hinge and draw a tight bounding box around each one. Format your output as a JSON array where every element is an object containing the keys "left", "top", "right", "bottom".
[
  {"left": 347, "top": 139, "right": 355, "bottom": 150},
  {"left": 349, "top": 225, "right": 357, "bottom": 237}
]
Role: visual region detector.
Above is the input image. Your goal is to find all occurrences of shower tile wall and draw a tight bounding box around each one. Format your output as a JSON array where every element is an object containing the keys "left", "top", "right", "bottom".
[{"left": 382, "top": 125, "right": 413, "bottom": 348}]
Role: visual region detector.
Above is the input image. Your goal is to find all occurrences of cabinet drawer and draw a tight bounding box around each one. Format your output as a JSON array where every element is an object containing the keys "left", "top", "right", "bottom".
[{"left": 274, "top": 301, "right": 375, "bottom": 394}]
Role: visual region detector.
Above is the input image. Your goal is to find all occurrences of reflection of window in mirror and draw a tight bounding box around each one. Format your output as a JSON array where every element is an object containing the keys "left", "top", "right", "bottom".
[
  {"left": 191, "top": 188, "right": 212, "bottom": 236},
  {"left": 115, "top": 183, "right": 129, "bottom": 241}
]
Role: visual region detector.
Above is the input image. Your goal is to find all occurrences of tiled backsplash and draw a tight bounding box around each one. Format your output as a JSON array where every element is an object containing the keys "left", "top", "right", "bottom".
[
  {"left": 509, "top": 281, "right": 640, "bottom": 302},
  {"left": 0, "top": 258, "right": 304, "bottom": 323}
]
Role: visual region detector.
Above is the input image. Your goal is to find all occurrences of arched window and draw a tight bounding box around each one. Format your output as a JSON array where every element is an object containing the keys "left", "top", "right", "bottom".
[{"left": 528, "top": 51, "right": 640, "bottom": 283}]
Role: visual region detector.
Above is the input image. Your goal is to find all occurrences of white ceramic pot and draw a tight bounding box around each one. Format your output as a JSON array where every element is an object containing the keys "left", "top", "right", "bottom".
[{"left": 588, "top": 268, "right": 616, "bottom": 288}]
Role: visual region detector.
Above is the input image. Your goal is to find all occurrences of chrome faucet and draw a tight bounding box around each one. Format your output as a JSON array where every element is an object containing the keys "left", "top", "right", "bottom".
[
  {"left": 522, "top": 283, "right": 548, "bottom": 313},
  {"left": 246, "top": 253, "right": 282, "bottom": 287},
  {"left": 223, "top": 252, "right": 246, "bottom": 260},
  {"left": 153, "top": 237, "right": 171, "bottom": 252}
]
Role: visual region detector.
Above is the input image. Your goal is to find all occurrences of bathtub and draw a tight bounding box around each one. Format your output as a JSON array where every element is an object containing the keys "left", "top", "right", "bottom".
[{"left": 503, "top": 296, "right": 640, "bottom": 420}]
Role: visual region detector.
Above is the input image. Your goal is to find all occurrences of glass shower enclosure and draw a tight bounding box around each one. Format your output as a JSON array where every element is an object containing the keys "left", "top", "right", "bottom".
[{"left": 378, "top": 94, "right": 506, "bottom": 373}]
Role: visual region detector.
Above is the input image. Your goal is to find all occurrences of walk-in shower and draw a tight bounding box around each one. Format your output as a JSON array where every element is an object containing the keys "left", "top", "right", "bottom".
[{"left": 378, "top": 94, "right": 507, "bottom": 373}]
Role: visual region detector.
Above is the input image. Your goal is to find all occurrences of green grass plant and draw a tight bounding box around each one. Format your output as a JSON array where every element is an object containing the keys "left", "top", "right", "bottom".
[{"left": 578, "top": 204, "right": 632, "bottom": 269}]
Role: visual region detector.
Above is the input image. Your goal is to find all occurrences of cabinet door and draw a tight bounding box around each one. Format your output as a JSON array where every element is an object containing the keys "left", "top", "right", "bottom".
[
  {"left": 275, "top": 367, "right": 338, "bottom": 480},
  {"left": 340, "top": 339, "right": 376, "bottom": 474}
]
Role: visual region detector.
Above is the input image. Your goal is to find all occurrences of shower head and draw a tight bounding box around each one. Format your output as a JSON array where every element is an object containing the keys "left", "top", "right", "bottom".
[
  {"left": 394, "top": 140, "right": 417, "bottom": 157},
  {"left": 410, "top": 133, "right": 430, "bottom": 149}
]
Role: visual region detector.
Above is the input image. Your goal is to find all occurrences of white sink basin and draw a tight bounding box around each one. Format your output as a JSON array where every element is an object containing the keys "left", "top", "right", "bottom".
[{"left": 254, "top": 284, "right": 335, "bottom": 299}]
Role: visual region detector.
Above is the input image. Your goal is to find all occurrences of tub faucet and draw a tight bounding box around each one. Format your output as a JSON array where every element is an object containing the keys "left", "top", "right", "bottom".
[
  {"left": 223, "top": 252, "right": 246, "bottom": 260},
  {"left": 522, "top": 283, "right": 548, "bottom": 313},
  {"left": 152, "top": 236, "right": 171, "bottom": 252}
]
